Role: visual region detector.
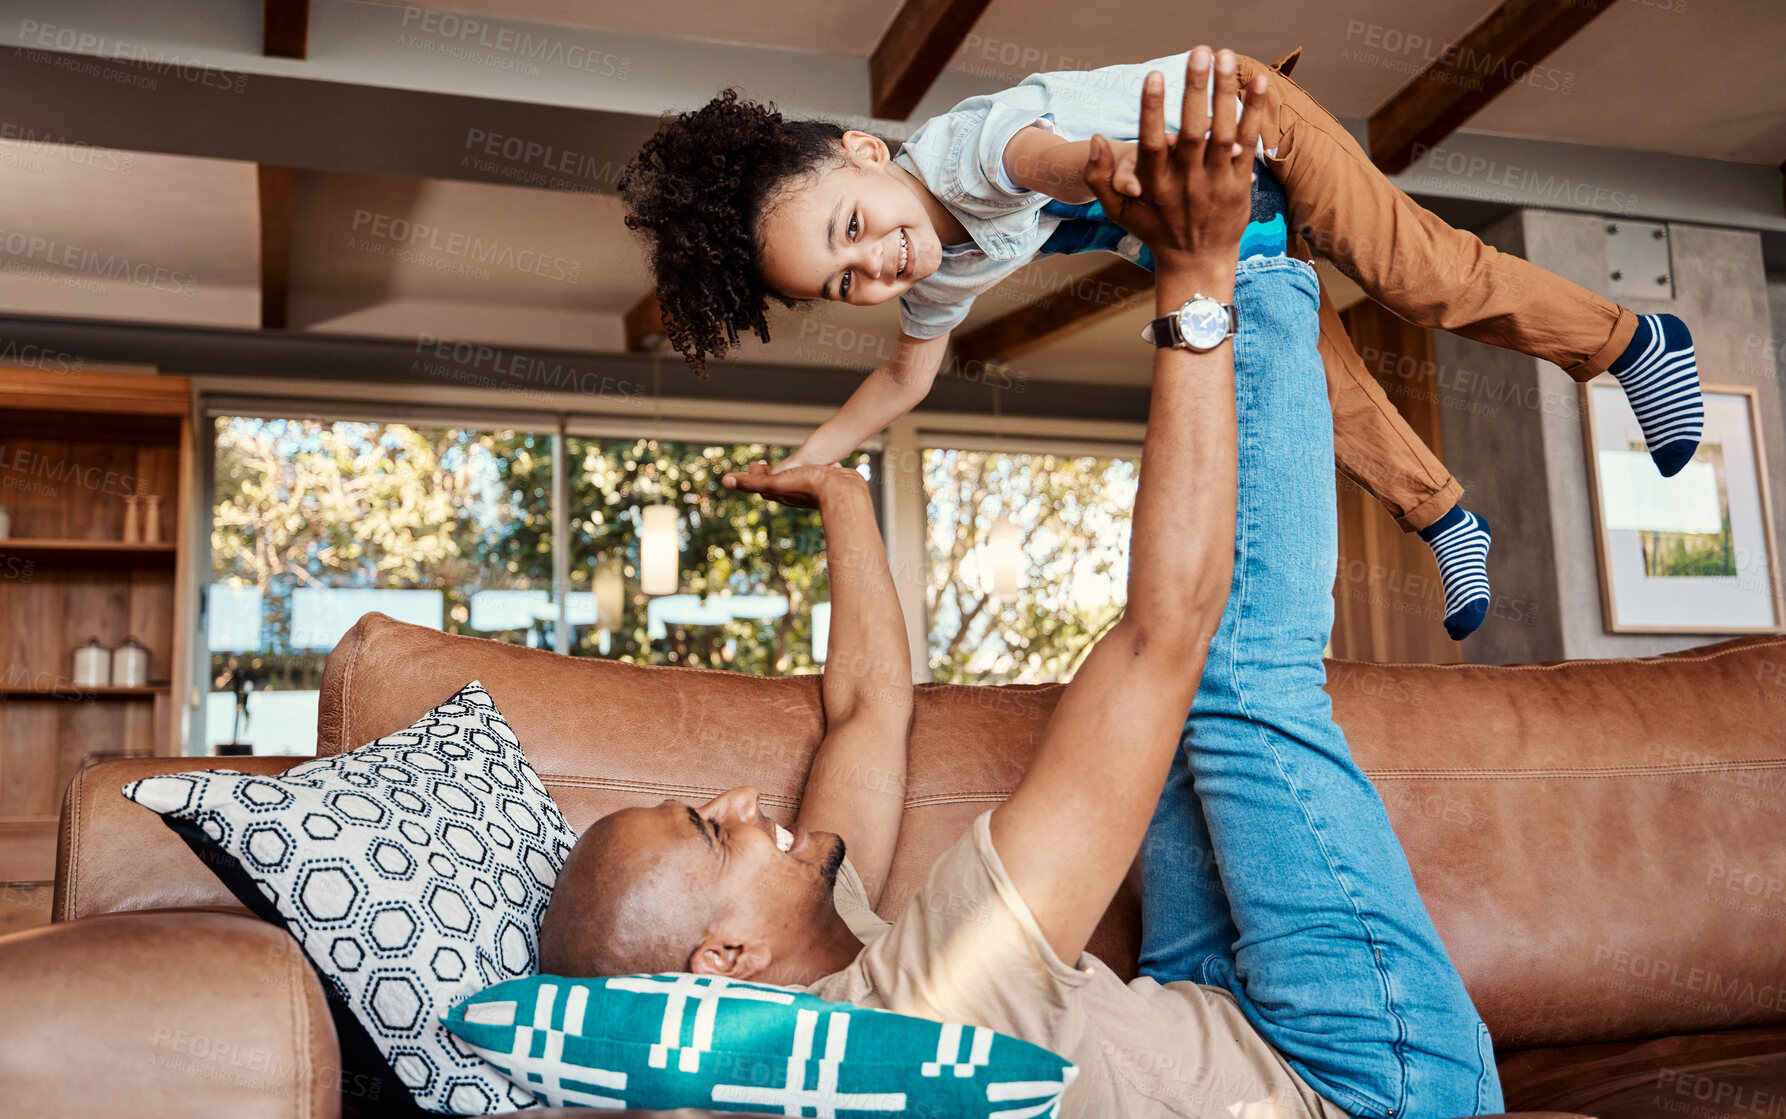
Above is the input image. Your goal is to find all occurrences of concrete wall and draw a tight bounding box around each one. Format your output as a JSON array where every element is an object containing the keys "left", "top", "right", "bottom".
[{"left": 1434, "top": 210, "right": 1785, "bottom": 664}]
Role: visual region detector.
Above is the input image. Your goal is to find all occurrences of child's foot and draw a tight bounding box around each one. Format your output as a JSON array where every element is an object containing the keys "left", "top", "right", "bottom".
[
  {"left": 1607, "top": 313, "right": 1703, "bottom": 477},
  {"left": 1418, "top": 506, "right": 1492, "bottom": 641}
]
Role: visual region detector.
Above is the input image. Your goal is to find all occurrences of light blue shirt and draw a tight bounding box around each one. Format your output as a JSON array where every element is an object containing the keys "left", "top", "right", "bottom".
[{"left": 893, "top": 52, "right": 1258, "bottom": 340}]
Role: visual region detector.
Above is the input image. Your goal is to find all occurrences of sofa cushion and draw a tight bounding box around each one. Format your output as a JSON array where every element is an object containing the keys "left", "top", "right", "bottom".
[
  {"left": 121, "top": 681, "right": 575, "bottom": 1116},
  {"left": 0, "top": 910, "right": 341, "bottom": 1119},
  {"left": 442, "top": 973, "right": 1075, "bottom": 1115}
]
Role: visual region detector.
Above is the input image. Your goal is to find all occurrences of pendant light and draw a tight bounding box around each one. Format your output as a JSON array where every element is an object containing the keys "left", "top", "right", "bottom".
[
  {"left": 987, "top": 518, "right": 1021, "bottom": 600},
  {"left": 640, "top": 505, "right": 680, "bottom": 596},
  {"left": 593, "top": 556, "right": 625, "bottom": 629},
  {"left": 636, "top": 356, "right": 680, "bottom": 596}
]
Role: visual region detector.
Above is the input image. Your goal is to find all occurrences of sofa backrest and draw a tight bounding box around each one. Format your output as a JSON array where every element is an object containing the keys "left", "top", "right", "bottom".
[{"left": 61, "top": 613, "right": 1786, "bottom": 1051}]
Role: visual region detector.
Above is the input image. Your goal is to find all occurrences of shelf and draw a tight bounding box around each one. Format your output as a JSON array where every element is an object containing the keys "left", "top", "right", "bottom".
[
  {"left": 0, "top": 684, "right": 169, "bottom": 699},
  {"left": 0, "top": 539, "right": 177, "bottom": 565}
]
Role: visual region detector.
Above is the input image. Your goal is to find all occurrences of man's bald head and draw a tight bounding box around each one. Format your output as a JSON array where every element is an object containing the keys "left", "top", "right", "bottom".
[
  {"left": 539, "top": 789, "right": 856, "bottom": 984},
  {"left": 539, "top": 808, "right": 715, "bottom": 977}
]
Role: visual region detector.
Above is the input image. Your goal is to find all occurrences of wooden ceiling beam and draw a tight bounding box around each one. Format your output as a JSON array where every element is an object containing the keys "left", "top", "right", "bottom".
[
  {"left": 257, "top": 165, "right": 294, "bottom": 330},
  {"left": 870, "top": 0, "right": 995, "bottom": 120},
  {"left": 1367, "top": 0, "right": 1616, "bottom": 174},
  {"left": 624, "top": 291, "right": 668, "bottom": 352},
  {"left": 263, "top": 0, "right": 309, "bottom": 60},
  {"left": 951, "top": 259, "right": 1154, "bottom": 367}
]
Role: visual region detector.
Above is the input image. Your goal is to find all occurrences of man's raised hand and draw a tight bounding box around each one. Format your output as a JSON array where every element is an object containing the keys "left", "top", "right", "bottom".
[
  {"left": 723, "top": 460, "right": 864, "bottom": 509},
  {"left": 1083, "top": 47, "right": 1267, "bottom": 272}
]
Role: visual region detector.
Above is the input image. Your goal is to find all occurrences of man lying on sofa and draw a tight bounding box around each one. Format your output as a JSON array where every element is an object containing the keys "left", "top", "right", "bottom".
[{"left": 541, "top": 49, "right": 1501, "bottom": 1119}]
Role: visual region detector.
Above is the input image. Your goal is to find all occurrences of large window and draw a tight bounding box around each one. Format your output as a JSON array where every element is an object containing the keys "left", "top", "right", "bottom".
[
  {"left": 204, "top": 415, "right": 870, "bottom": 754},
  {"left": 924, "top": 447, "right": 1137, "bottom": 685},
  {"left": 207, "top": 418, "right": 557, "bottom": 752}
]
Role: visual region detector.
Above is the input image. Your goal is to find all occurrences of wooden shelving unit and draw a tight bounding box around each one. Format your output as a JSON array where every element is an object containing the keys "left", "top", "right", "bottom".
[{"left": 0, "top": 368, "right": 193, "bottom": 919}]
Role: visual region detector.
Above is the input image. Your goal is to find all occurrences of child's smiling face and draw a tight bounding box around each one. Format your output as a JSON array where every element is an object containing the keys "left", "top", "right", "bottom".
[{"left": 756, "top": 130, "right": 946, "bottom": 307}]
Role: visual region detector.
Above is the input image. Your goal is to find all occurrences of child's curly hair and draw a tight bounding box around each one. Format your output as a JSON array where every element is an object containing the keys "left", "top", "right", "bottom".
[{"left": 620, "top": 89, "right": 848, "bottom": 377}]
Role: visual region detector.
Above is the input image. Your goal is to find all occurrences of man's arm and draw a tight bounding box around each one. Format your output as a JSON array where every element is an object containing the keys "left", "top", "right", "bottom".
[
  {"left": 721, "top": 463, "right": 913, "bottom": 903},
  {"left": 990, "top": 48, "right": 1268, "bottom": 962},
  {"left": 777, "top": 332, "right": 950, "bottom": 471}
]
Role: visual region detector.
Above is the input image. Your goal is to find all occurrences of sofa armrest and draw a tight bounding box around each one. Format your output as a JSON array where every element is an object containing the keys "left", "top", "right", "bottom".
[
  {"left": 55, "top": 756, "right": 302, "bottom": 921},
  {"left": 0, "top": 909, "right": 339, "bottom": 1119}
]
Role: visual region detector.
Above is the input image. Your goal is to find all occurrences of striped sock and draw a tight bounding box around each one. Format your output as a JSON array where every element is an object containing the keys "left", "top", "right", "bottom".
[
  {"left": 1417, "top": 506, "right": 1493, "bottom": 641},
  {"left": 1607, "top": 313, "right": 1703, "bottom": 478}
]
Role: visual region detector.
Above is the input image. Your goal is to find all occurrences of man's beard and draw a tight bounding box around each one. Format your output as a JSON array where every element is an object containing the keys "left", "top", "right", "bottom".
[{"left": 817, "top": 834, "right": 846, "bottom": 886}]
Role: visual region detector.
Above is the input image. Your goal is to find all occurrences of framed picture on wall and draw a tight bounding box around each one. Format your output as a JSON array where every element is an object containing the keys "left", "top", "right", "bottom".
[{"left": 1583, "top": 380, "right": 1786, "bottom": 634}]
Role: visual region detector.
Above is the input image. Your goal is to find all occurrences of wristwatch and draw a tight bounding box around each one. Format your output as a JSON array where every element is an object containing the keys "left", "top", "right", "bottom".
[{"left": 1141, "top": 296, "right": 1238, "bottom": 352}]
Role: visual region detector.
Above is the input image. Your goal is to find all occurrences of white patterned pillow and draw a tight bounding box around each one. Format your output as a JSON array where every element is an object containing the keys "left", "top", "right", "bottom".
[{"left": 122, "top": 681, "right": 575, "bottom": 1116}]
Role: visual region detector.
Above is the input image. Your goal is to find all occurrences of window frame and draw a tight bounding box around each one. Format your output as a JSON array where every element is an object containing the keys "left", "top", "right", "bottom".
[{"left": 181, "top": 380, "right": 1138, "bottom": 753}]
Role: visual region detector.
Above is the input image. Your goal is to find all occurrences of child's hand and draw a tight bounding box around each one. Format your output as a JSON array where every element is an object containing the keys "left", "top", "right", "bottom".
[
  {"left": 770, "top": 454, "right": 829, "bottom": 475},
  {"left": 1096, "top": 140, "right": 1144, "bottom": 198},
  {"left": 1084, "top": 47, "right": 1265, "bottom": 274}
]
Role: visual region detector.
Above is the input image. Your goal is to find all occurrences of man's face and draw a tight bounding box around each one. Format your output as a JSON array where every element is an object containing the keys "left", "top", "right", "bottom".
[
  {"left": 756, "top": 133, "right": 943, "bottom": 308},
  {"left": 609, "top": 787, "right": 847, "bottom": 967}
]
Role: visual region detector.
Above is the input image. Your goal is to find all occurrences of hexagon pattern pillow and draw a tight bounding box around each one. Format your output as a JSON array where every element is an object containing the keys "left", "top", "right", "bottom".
[{"left": 122, "top": 681, "right": 575, "bottom": 1115}]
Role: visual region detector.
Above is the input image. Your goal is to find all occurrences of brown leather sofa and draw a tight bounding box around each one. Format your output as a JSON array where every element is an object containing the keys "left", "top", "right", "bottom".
[{"left": 7, "top": 611, "right": 1786, "bottom": 1118}]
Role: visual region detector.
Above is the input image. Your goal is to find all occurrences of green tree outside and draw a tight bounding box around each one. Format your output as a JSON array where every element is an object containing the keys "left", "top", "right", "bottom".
[{"left": 210, "top": 418, "right": 1136, "bottom": 695}]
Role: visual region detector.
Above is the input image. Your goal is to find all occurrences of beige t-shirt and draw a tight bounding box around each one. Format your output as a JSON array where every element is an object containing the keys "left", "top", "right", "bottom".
[{"left": 804, "top": 811, "right": 1350, "bottom": 1119}]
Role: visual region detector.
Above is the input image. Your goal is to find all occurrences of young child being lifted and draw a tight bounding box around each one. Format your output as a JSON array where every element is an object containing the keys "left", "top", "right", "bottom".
[{"left": 618, "top": 47, "right": 1703, "bottom": 641}]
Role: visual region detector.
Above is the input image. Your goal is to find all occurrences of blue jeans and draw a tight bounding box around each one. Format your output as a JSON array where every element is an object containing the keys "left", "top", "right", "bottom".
[{"left": 1139, "top": 257, "right": 1504, "bottom": 1119}]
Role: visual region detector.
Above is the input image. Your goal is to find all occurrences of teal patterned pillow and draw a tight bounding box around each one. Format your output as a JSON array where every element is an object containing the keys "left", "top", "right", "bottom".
[{"left": 443, "top": 973, "right": 1077, "bottom": 1115}]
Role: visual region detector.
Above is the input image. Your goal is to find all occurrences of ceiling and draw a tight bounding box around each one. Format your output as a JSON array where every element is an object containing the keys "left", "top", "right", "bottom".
[{"left": 0, "top": 0, "right": 1780, "bottom": 393}]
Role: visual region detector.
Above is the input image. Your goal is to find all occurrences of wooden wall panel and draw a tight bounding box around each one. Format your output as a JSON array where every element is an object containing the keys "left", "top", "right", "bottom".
[
  {"left": 1330, "top": 303, "right": 1463, "bottom": 665},
  {"left": 0, "top": 705, "right": 59, "bottom": 816}
]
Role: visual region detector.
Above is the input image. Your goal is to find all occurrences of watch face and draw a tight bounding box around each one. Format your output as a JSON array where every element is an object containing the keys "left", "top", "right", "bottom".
[{"left": 1177, "top": 299, "right": 1229, "bottom": 350}]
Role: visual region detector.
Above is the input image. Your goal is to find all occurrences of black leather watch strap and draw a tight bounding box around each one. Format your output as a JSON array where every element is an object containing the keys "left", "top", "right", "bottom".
[{"left": 1147, "top": 313, "right": 1185, "bottom": 349}]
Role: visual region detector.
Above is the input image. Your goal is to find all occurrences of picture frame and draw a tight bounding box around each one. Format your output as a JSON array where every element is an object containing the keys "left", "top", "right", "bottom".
[{"left": 1582, "top": 379, "right": 1786, "bottom": 635}]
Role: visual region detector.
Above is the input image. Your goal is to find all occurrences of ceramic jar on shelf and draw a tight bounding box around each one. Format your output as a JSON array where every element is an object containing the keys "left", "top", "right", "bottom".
[
  {"left": 111, "top": 637, "right": 150, "bottom": 687},
  {"left": 72, "top": 639, "right": 111, "bottom": 688}
]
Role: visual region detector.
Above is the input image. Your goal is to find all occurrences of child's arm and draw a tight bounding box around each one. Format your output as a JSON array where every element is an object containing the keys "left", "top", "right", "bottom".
[
  {"left": 777, "top": 331, "right": 951, "bottom": 470},
  {"left": 1003, "top": 120, "right": 1249, "bottom": 204},
  {"left": 1003, "top": 127, "right": 1140, "bottom": 204}
]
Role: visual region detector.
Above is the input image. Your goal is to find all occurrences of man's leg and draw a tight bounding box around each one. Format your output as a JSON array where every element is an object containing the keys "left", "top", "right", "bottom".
[
  {"left": 1139, "top": 255, "right": 1502, "bottom": 1119},
  {"left": 1139, "top": 750, "right": 1237, "bottom": 983}
]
